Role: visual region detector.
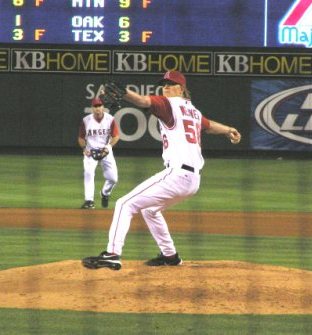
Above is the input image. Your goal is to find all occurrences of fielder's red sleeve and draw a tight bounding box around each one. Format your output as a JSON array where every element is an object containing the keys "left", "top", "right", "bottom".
[
  {"left": 78, "top": 121, "right": 86, "bottom": 139},
  {"left": 110, "top": 119, "right": 119, "bottom": 137}
]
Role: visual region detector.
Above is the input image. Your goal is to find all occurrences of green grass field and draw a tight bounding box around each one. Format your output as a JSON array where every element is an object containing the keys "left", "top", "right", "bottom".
[
  {"left": 0, "top": 154, "right": 311, "bottom": 334},
  {"left": 1, "top": 154, "right": 312, "bottom": 211}
]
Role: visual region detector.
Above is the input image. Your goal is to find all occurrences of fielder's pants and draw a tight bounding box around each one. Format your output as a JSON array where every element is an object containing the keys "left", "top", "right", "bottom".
[{"left": 83, "top": 153, "right": 118, "bottom": 201}]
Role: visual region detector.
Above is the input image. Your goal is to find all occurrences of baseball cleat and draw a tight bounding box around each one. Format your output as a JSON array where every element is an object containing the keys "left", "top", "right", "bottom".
[
  {"left": 145, "top": 252, "right": 183, "bottom": 266},
  {"left": 82, "top": 251, "right": 121, "bottom": 270},
  {"left": 80, "top": 200, "right": 95, "bottom": 209},
  {"left": 100, "top": 192, "right": 109, "bottom": 208}
]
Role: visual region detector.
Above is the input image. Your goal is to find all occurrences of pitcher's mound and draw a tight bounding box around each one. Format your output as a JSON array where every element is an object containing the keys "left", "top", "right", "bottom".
[{"left": 1, "top": 260, "right": 311, "bottom": 314}]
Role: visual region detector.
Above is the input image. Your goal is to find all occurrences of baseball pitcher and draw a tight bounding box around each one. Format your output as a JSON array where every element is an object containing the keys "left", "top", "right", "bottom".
[{"left": 82, "top": 71, "right": 241, "bottom": 269}]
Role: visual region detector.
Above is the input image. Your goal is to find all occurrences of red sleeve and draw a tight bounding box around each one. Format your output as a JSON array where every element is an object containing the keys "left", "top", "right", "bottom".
[
  {"left": 201, "top": 116, "right": 211, "bottom": 131},
  {"left": 78, "top": 121, "right": 86, "bottom": 138},
  {"left": 110, "top": 118, "right": 119, "bottom": 137},
  {"left": 149, "top": 95, "right": 174, "bottom": 127}
]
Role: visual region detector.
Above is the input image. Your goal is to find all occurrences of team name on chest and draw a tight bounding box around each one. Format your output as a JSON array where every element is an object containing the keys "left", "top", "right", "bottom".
[
  {"left": 87, "top": 128, "right": 110, "bottom": 136},
  {"left": 180, "top": 106, "right": 199, "bottom": 120}
]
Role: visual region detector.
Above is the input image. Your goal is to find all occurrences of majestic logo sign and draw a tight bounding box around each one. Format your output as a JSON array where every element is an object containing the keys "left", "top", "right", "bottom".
[
  {"left": 255, "top": 85, "right": 312, "bottom": 144},
  {"left": 279, "top": 0, "right": 312, "bottom": 47}
]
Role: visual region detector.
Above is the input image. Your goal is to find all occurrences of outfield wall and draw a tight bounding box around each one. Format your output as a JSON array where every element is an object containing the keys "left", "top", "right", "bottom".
[{"left": 0, "top": 45, "right": 312, "bottom": 152}]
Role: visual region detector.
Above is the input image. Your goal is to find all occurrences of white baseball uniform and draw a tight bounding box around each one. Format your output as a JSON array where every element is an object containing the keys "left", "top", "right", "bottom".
[
  {"left": 106, "top": 95, "right": 211, "bottom": 256},
  {"left": 79, "top": 112, "right": 119, "bottom": 201}
]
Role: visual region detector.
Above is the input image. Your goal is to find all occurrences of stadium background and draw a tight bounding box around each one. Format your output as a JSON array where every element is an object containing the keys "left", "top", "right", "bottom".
[{"left": 1, "top": 1, "right": 312, "bottom": 333}]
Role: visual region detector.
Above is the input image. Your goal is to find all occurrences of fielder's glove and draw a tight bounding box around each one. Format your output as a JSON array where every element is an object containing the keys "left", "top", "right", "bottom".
[
  {"left": 99, "top": 82, "right": 127, "bottom": 113},
  {"left": 90, "top": 147, "right": 109, "bottom": 161}
]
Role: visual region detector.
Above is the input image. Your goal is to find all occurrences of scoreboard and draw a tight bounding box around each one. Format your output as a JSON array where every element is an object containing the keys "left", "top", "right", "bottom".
[{"left": 0, "top": 0, "right": 311, "bottom": 48}]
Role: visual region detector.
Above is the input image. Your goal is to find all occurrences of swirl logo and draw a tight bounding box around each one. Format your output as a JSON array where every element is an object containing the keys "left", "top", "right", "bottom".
[{"left": 255, "top": 85, "right": 312, "bottom": 144}]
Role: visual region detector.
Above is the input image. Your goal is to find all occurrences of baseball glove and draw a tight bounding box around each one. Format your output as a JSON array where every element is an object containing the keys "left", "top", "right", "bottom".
[
  {"left": 99, "top": 94, "right": 121, "bottom": 113},
  {"left": 105, "top": 82, "right": 127, "bottom": 100},
  {"left": 90, "top": 147, "right": 109, "bottom": 161},
  {"left": 99, "top": 82, "right": 127, "bottom": 113}
]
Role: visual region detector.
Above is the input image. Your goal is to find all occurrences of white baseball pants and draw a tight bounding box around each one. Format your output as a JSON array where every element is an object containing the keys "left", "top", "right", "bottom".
[
  {"left": 83, "top": 153, "right": 118, "bottom": 201},
  {"left": 107, "top": 167, "right": 200, "bottom": 256}
]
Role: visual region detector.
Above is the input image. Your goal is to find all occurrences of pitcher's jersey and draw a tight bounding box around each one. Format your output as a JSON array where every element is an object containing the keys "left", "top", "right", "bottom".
[
  {"left": 150, "top": 96, "right": 210, "bottom": 170},
  {"left": 79, "top": 113, "right": 119, "bottom": 149}
]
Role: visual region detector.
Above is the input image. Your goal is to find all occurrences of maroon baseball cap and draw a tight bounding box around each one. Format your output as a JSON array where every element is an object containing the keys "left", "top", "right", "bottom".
[
  {"left": 158, "top": 71, "right": 186, "bottom": 87},
  {"left": 91, "top": 98, "right": 103, "bottom": 106}
]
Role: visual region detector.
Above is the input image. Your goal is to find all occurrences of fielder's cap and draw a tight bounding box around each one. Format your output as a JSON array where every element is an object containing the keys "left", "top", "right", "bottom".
[
  {"left": 158, "top": 71, "right": 186, "bottom": 87},
  {"left": 91, "top": 98, "right": 103, "bottom": 106}
]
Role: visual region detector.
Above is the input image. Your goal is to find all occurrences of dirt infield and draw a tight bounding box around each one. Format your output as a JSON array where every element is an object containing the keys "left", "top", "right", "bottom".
[
  {"left": 1, "top": 208, "right": 312, "bottom": 236},
  {"left": 1, "top": 208, "right": 312, "bottom": 315}
]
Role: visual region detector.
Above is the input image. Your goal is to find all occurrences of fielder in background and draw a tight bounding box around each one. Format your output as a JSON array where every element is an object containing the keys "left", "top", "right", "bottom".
[
  {"left": 82, "top": 71, "right": 241, "bottom": 270},
  {"left": 78, "top": 98, "right": 119, "bottom": 209}
]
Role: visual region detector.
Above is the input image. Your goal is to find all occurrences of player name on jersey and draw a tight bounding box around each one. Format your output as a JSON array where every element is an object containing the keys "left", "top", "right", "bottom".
[{"left": 180, "top": 106, "right": 200, "bottom": 120}]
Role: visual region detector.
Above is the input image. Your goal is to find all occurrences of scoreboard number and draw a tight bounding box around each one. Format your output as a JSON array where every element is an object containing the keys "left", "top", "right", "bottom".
[
  {"left": 119, "top": 17, "right": 130, "bottom": 29},
  {"left": 12, "top": 0, "right": 24, "bottom": 6},
  {"left": 119, "top": 0, "right": 130, "bottom": 9},
  {"left": 119, "top": 30, "right": 130, "bottom": 43},
  {"left": 12, "top": 28, "right": 23, "bottom": 40}
]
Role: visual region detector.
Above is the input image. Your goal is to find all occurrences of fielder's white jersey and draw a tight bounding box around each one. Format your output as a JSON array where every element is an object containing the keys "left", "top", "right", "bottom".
[
  {"left": 159, "top": 97, "right": 204, "bottom": 170},
  {"left": 81, "top": 113, "right": 117, "bottom": 149}
]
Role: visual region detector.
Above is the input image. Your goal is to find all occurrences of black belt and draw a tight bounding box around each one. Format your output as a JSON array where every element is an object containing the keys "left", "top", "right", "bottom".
[
  {"left": 181, "top": 164, "right": 195, "bottom": 173},
  {"left": 166, "top": 163, "right": 198, "bottom": 173}
]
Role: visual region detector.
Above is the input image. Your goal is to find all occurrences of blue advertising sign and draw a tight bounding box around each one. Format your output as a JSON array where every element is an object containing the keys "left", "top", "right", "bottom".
[{"left": 251, "top": 80, "right": 312, "bottom": 151}]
